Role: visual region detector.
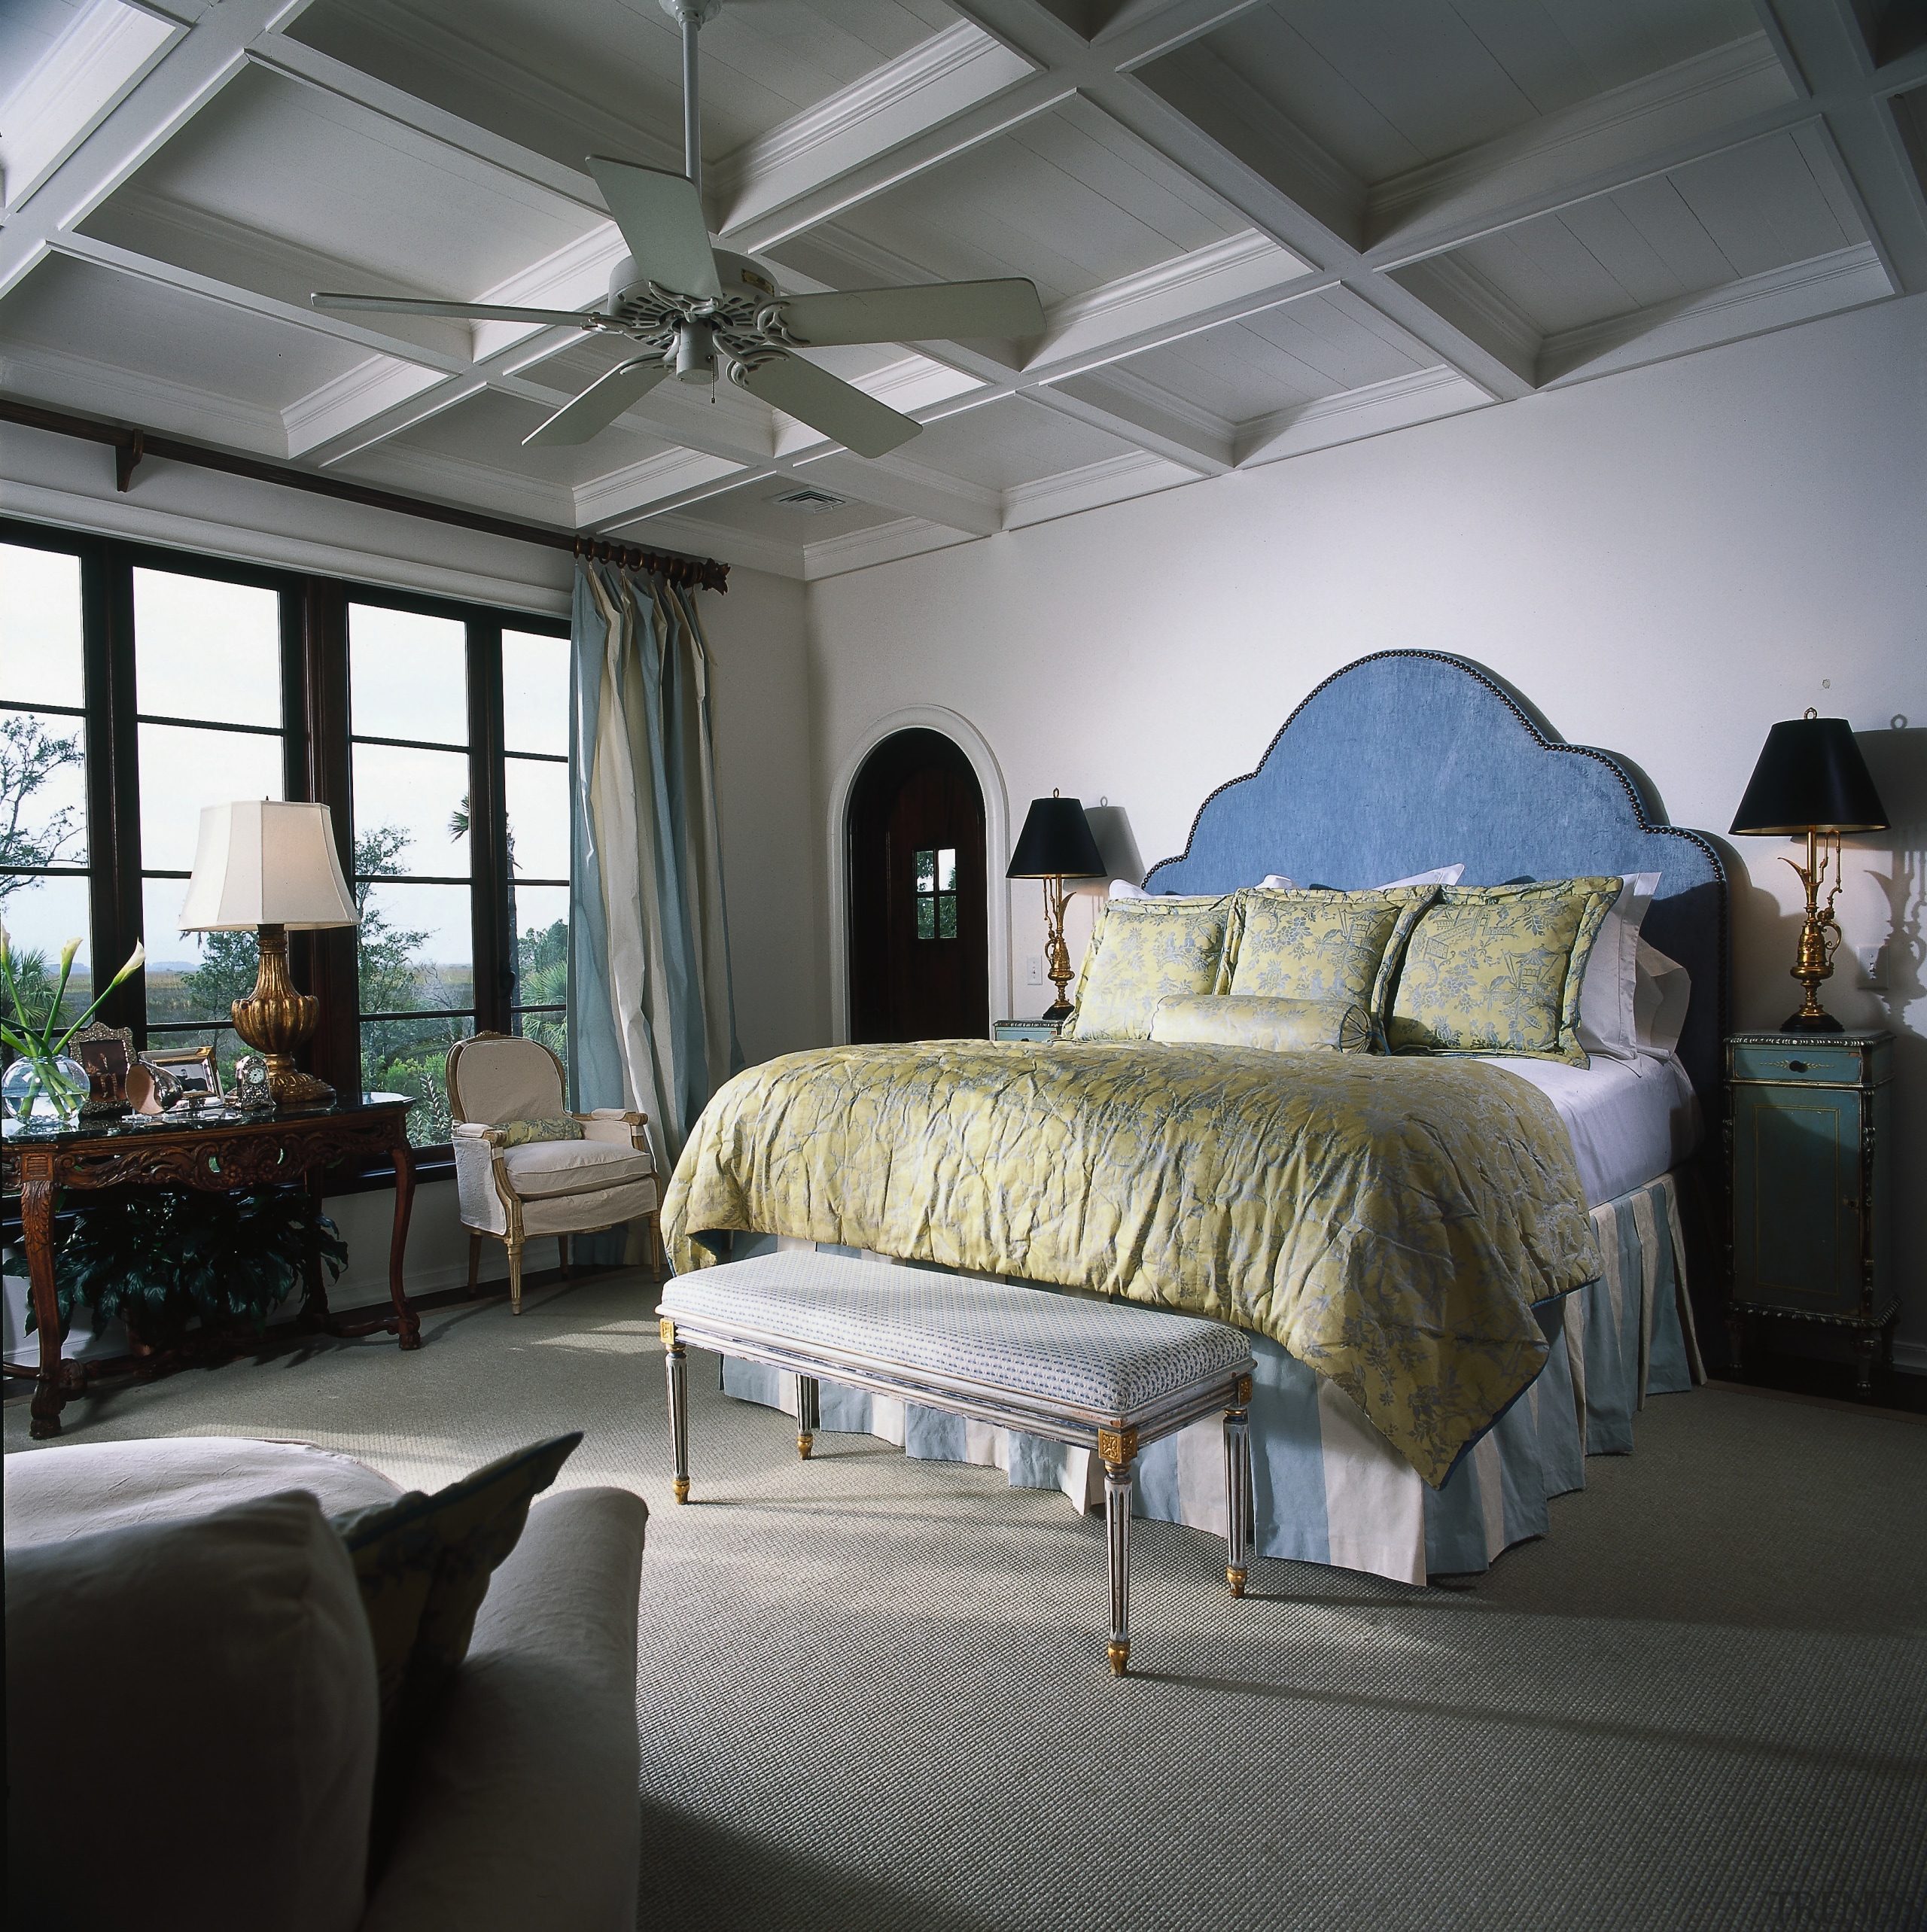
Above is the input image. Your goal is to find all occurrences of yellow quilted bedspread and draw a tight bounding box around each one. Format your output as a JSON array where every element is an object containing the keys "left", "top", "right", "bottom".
[{"left": 662, "top": 1041, "right": 1600, "bottom": 1486}]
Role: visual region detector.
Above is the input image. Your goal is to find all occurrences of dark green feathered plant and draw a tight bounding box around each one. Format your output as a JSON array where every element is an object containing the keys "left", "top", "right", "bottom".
[{"left": 8, "top": 1188, "right": 348, "bottom": 1349}]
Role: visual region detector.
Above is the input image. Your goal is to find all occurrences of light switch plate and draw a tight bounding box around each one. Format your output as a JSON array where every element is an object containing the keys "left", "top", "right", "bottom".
[
  {"left": 1855, "top": 944, "right": 1886, "bottom": 990},
  {"left": 1025, "top": 954, "right": 1042, "bottom": 984}
]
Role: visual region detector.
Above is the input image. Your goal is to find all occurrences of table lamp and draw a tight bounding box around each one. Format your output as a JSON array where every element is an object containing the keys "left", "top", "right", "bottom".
[
  {"left": 1006, "top": 790, "right": 1104, "bottom": 1021},
  {"left": 176, "top": 801, "right": 361, "bottom": 1103},
  {"left": 1730, "top": 712, "right": 1888, "bottom": 1033}
]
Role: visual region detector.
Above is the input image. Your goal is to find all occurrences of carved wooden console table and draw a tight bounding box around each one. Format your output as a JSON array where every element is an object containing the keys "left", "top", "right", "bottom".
[{"left": 3, "top": 1093, "right": 419, "bottom": 1439}]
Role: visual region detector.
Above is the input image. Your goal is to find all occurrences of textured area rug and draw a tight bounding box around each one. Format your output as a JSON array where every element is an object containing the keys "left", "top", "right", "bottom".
[{"left": 8, "top": 1273, "right": 1926, "bottom": 1932}]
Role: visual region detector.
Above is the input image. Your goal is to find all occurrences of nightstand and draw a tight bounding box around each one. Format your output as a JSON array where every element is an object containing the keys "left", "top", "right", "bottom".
[
  {"left": 994, "top": 1018, "right": 1066, "bottom": 1042},
  {"left": 1725, "top": 1029, "right": 1895, "bottom": 1393}
]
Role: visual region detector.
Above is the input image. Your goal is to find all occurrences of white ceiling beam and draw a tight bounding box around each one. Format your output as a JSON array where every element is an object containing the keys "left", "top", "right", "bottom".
[
  {"left": 0, "top": 0, "right": 317, "bottom": 299},
  {"left": 0, "top": 0, "right": 184, "bottom": 214},
  {"left": 1755, "top": 0, "right": 1927, "bottom": 289}
]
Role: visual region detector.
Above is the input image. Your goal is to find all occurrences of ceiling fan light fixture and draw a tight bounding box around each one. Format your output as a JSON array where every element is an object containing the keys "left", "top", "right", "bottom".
[{"left": 676, "top": 319, "right": 717, "bottom": 385}]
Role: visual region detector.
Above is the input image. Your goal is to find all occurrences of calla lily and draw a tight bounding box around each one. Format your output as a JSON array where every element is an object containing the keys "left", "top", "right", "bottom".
[
  {"left": 107, "top": 940, "right": 146, "bottom": 988},
  {"left": 59, "top": 936, "right": 81, "bottom": 974},
  {"left": 0, "top": 923, "right": 11, "bottom": 969}
]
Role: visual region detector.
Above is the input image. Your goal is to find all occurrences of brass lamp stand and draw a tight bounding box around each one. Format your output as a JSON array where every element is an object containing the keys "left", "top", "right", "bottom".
[
  {"left": 177, "top": 800, "right": 361, "bottom": 1105},
  {"left": 1782, "top": 829, "right": 1846, "bottom": 1033},
  {"left": 1730, "top": 711, "right": 1889, "bottom": 1035},
  {"left": 1006, "top": 790, "right": 1105, "bottom": 1024},
  {"left": 232, "top": 923, "right": 336, "bottom": 1104}
]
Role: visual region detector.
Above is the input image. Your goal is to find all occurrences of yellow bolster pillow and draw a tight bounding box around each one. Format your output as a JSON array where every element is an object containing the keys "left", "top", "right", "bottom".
[{"left": 1148, "top": 994, "right": 1374, "bottom": 1053}]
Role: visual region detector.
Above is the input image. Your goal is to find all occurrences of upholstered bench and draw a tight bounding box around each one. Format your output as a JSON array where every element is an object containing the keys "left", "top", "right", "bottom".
[{"left": 656, "top": 1251, "right": 1256, "bottom": 1675}]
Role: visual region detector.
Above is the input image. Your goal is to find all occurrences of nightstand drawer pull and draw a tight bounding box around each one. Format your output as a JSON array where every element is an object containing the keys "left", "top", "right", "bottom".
[{"left": 1785, "top": 1060, "right": 1808, "bottom": 1072}]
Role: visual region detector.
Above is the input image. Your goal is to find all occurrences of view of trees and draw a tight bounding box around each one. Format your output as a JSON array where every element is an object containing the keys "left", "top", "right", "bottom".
[{"left": 0, "top": 717, "right": 90, "bottom": 1033}]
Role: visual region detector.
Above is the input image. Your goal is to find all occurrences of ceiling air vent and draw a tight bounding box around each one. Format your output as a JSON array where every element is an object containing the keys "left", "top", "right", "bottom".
[{"left": 768, "top": 486, "right": 851, "bottom": 515}]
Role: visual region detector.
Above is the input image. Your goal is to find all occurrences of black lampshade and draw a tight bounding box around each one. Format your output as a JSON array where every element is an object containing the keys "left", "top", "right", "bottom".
[
  {"left": 1007, "top": 795, "right": 1104, "bottom": 878},
  {"left": 1731, "top": 717, "right": 1889, "bottom": 835}
]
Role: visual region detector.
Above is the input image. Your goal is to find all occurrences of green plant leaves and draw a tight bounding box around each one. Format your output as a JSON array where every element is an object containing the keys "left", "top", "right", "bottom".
[{"left": 5, "top": 1187, "right": 348, "bottom": 1346}]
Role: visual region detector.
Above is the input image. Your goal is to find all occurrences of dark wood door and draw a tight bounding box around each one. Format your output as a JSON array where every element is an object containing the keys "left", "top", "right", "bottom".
[{"left": 848, "top": 729, "right": 988, "bottom": 1043}]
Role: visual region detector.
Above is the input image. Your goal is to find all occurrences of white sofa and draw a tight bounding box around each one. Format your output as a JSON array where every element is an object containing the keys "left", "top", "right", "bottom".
[{"left": 4, "top": 1436, "right": 647, "bottom": 1932}]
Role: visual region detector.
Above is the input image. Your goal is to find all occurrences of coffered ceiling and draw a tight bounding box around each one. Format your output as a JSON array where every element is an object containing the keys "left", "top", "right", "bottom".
[{"left": 2, "top": 0, "right": 1923, "bottom": 580}]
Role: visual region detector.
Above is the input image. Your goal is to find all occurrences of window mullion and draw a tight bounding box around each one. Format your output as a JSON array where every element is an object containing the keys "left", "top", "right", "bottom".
[
  {"left": 84, "top": 541, "right": 144, "bottom": 1039},
  {"left": 300, "top": 577, "right": 358, "bottom": 1096},
  {"left": 467, "top": 619, "right": 509, "bottom": 1039}
]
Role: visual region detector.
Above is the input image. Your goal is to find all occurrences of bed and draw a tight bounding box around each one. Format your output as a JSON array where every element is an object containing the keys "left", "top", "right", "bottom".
[{"left": 662, "top": 650, "right": 1727, "bottom": 1585}]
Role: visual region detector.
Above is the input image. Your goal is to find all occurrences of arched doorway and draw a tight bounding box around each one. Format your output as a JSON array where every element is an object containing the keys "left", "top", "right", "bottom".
[{"left": 846, "top": 728, "right": 988, "bottom": 1042}]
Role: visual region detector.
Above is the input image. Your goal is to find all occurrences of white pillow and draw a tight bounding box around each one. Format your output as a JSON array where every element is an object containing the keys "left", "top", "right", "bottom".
[
  {"left": 1577, "top": 871, "right": 1661, "bottom": 1060},
  {"left": 1108, "top": 878, "right": 1148, "bottom": 899},
  {"left": 1255, "top": 866, "right": 1461, "bottom": 892},
  {"left": 1634, "top": 937, "right": 1691, "bottom": 1054}
]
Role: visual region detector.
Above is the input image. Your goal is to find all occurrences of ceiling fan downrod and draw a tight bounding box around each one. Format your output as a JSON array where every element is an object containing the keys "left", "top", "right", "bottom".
[{"left": 662, "top": 0, "right": 722, "bottom": 195}]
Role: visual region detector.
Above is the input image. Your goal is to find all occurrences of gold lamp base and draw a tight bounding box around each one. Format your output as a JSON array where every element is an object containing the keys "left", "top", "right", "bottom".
[
  {"left": 1780, "top": 830, "right": 1846, "bottom": 1036},
  {"left": 232, "top": 923, "right": 336, "bottom": 1106}
]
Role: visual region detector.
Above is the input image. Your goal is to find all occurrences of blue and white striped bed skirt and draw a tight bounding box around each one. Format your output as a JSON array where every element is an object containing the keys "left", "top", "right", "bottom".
[{"left": 718, "top": 1174, "right": 1702, "bottom": 1587}]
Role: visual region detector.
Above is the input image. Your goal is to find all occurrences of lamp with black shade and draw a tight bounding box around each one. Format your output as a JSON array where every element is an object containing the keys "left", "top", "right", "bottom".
[
  {"left": 1730, "top": 711, "right": 1889, "bottom": 1033},
  {"left": 1006, "top": 791, "right": 1104, "bottom": 1023}
]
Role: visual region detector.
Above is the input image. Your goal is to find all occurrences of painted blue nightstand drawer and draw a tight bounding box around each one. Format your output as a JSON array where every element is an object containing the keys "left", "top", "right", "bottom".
[
  {"left": 994, "top": 1019, "right": 1064, "bottom": 1043},
  {"left": 1729, "top": 1039, "right": 1886, "bottom": 1087}
]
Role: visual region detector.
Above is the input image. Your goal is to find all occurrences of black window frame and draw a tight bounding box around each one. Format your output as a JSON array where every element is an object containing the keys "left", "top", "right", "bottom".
[{"left": 0, "top": 516, "right": 571, "bottom": 1188}]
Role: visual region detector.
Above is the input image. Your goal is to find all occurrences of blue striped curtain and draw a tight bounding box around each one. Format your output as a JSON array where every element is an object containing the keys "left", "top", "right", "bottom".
[{"left": 567, "top": 563, "right": 741, "bottom": 1214}]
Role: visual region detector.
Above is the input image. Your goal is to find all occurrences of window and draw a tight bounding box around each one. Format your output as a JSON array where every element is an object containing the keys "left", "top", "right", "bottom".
[
  {"left": 502, "top": 628, "right": 571, "bottom": 1063},
  {"left": 914, "top": 846, "right": 958, "bottom": 939},
  {"left": 137, "top": 565, "right": 287, "bottom": 1080},
  {"left": 0, "top": 542, "right": 91, "bottom": 1033},
  {"left": 0, "top": 519, "right": 571, "bottom": 1171}
]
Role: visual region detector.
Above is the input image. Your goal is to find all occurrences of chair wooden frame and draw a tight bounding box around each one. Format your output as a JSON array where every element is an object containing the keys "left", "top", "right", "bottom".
[{"left": 447, "top": 1032, "right": 663, "bottom": 1314}]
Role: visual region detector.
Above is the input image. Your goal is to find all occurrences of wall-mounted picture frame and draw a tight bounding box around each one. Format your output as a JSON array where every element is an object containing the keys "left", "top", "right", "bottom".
[
  {"left": 71, "top": 1022, "right": 135, "bottom": 1115},
  {"left": 141, "top": 1044, "right": 224, "bottom": 1101}
]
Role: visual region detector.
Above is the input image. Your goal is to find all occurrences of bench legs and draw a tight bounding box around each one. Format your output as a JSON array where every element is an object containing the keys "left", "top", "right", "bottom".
[
  {"left": 1098, "top": 1426, "right": 1138, "bottom": 1675},
  {"left": 797, "top": 1374, "right": 820, "bottom": 1460},
  {"left": 1225, "top": 1398, "right": 1252, "bottom": 1596},
  {"left": 661, "top": 1321, "right": 690, "bottom": 1504}
]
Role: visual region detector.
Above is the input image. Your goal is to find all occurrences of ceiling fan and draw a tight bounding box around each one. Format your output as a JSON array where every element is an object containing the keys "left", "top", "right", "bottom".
[{"left": 311, "top": 0, "right": 1046, "bottom": 458}]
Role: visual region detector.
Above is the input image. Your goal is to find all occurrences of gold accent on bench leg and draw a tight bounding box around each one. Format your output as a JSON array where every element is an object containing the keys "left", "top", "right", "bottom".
[
  {"left": 796, "top": 1374, "right": 820, "bottom": 1462},
  {"left": 1108, "top": 1639, "right": 1130, "bottom": 1676},
  {"left": 662, "top": 1322, "right": 690, "bottom": 1505},
  {"left": 1097, "top": 1425, "right": 1139, "bottom": 1466},
  {"left": 1226, "top": 1566, "right": 1247, "bottom": 1597}
]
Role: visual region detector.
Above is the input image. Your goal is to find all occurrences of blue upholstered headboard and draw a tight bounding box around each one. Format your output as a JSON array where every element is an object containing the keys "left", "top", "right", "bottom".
[{"left": 1142, "top": 651, "right": 1729, "bottom": 1112}]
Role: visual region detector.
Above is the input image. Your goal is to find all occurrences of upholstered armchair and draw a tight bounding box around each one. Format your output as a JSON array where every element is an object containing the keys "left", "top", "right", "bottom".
[{"left": 447, "top": 1033, "right": 662, "bottom": 1315}]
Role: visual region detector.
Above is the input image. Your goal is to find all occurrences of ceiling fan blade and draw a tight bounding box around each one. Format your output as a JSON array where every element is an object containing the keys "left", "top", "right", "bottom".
[
  {"left": 585, "top": 157, "right": 720, "bottom": 299},
  {"left": 773, "top": 278, "right": 1046, "bottom": 347},
  {"left": 734, "top": 353, "right": 920, "bottom": 458},
  {"left": 524, "top": 358, "right": 672, "bottom": 448},
  {"left": 312, "top": 292, "right": 595, "bottom": 327}
]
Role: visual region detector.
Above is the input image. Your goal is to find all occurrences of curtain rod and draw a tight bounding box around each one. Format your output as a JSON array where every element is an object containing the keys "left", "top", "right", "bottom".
[{"left": 0, "top": 394, "right": 729, "bottom": 593}]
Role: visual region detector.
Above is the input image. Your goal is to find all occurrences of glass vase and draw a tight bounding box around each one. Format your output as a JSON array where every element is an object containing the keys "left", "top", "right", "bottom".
[{"left": 2, "top": 1054, "right": 91, "bottom": 1128}]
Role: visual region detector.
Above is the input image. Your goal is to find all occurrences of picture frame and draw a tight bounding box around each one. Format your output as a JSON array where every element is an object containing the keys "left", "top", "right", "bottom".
[
  {"left": 141, "top": 1044, "right": 225, "bottom": 1101},
  {"left": 71, "top": 1022, "right": 135, "bottom": 1115}
]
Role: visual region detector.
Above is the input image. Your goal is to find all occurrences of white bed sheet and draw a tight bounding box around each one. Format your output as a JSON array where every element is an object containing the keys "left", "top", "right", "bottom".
[{"left": 1479, "top": 1049, "right": 1700, "bottom": 1209}]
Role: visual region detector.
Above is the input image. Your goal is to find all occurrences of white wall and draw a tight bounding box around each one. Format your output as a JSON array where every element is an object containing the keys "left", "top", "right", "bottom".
[
  {"left": 1, "top": 424, "right": 814, "bottom": 1307},
  {"left": 805, "top": 292, "right": 1927, "bottom": 1358}
]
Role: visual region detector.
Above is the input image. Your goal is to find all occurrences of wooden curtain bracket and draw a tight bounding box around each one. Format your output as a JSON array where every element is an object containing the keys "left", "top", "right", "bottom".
[{"left": 115, "top": 427, "right": 144, "bottom": 494}]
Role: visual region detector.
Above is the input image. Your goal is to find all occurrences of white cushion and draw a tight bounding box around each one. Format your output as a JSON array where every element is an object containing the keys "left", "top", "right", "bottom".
[
  {"left": 1578, "top": 871, "right": 1661, "bottom": 1061},
  {"left": 5, "top": 1491, "right": 379, "bottom": 1932},
  {"left": 502, "top": 1138, "right": 654, "bottom": 1200},
  {"left": 520, "top": 1177, "right": 659, "bottom": 1237},
  {"left": 661, "top": 1251, "right": 1252, "bottom": 1417},
  {"left": 3, "top": 1435, "right": 402, "bottom": 1548}
]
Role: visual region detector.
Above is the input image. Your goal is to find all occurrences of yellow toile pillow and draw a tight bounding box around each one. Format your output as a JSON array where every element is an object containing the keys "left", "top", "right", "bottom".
[
  {"left": 1149, "top": 993, "right": 1375, "bottom": 1053},
  {"left": 1223, "top": 886, "right": 1438, "bottom": 1021},
  {"left": 1387, "top": 877, "right": 1624, "bottom": 1066},
  {"left": 1061, "top": 897, "right": 1234, "bottom": 1041}
]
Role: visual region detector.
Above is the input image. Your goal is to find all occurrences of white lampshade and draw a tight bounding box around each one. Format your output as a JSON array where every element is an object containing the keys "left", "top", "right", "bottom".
[{"left": 177, "top": 801, "right": 360, "bottom": 932}]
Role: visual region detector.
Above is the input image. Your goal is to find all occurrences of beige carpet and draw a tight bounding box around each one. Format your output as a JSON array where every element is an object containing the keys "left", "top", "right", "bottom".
[{"left": 8, "top": 1273, "right": 1927, "bottom": 1932}]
